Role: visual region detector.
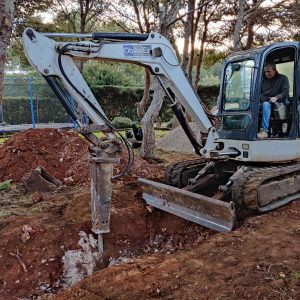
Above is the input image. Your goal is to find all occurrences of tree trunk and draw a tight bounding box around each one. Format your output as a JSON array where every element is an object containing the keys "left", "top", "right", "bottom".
[
  {"left": 187, "top": 0, "right": 203, "bottom": 81},
  {"left": 187, "top": 0, "right": 196, "bottom": 80},
  {"left": 233, "top": 0, "right": 245, "bottom": 51},
  {"left": 245, "top": 20, "right": 255, "bottom": 49},
  {"left": 182, "top": 0, "right": 195, "bottom": 72},
  {"left": 139, "top": 1, "right": 182, "bottom": 159},
  {"left": 140, "top": 77, "right": 165, "bottom": 159},
  {"left": 169, "top": 31, "right": 181, "bottom": 63},
  {"left": 136, "top": 68, "right": 151, "bottom": 118},
  {"left": 0, "top": 0, "right": 14, "bottom": 104},
  {"left": 194, "top": 5, "right": 208, "bottom": 89}
]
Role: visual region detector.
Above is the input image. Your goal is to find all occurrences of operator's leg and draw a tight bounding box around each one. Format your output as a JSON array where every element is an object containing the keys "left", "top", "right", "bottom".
[
  {"left": 258, "top": 101, "right": 271, "bottom": 139},
  {"left": 261, "top": 101, "right": 271, "bottom": 131}
]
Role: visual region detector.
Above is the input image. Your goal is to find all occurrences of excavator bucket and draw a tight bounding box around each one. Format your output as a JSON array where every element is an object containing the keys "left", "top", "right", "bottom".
[
  {"left": 139, "top": 178, "right": 236, "bottom": 232},
  {"left": 25, "top": 167, "right": 62, "bottom": 193}
]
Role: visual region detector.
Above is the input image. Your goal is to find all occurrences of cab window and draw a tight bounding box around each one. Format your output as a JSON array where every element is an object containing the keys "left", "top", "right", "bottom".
[{"left": 223, "top": 59, "right": 254, "bottom": 111}]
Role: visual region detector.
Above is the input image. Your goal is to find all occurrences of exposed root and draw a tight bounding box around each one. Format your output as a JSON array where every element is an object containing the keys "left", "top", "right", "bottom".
[{"left": 9, "top": 248, "right": 28, "bottom": 273}]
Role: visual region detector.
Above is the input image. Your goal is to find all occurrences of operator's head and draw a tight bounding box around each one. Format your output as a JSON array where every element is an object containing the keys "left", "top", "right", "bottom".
[{"left": 264, "top": 63, "right": 277, "bottom": 79}]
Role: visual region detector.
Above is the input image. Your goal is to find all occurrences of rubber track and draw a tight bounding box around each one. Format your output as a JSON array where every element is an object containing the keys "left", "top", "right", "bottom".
[
  {"left": 165, "top": 158, "right": 208, "bottom": 188},
  {"left": 232, "top": 162, "right": 300, "bottom": 210}
]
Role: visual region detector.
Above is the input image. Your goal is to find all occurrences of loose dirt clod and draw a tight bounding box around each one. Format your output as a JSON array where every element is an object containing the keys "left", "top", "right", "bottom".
[{"left": 20, "top": 224, "right": 33, "bottom": 242}]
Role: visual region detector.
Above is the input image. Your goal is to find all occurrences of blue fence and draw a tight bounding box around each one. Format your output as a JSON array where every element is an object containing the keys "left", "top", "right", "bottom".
[{"left": 2, "top": 77, "right": 76, "bottom": 128}]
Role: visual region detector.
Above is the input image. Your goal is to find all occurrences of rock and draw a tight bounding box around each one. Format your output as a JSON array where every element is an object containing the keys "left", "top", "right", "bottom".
[
  {"left": 20, "top": 224, "right": 33, "bottom": 243},
  {"left": 32, "top": 191, "right": 44, "bottom": 203}
]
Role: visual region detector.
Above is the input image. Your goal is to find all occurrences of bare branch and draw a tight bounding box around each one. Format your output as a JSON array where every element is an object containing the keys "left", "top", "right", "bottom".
[{"left": 166, "top": 0, "right": 213, "bottom": 29}]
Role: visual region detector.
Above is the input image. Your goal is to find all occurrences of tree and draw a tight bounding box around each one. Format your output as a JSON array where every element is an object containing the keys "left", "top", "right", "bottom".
[
  {"left": 53, "top": 0, "right": 107, "bottom": 34},
  {"left": 194, "top": 0, "right": 221, "bottom": 88},
  {"left": 0, "top": 0, "right": 14, "bottom": 105},
  {"left": 213, "top": 0, "right": 291, "bottom": 51},
  {"left": 111, "top": 0, "right": 185, "bottom": 159},
  {"left": 140, "top": 1, "right": 184, "bottom": 159},
  {"left": 51, "top": 0, "right": 107, "bottom": 73},
  {"left": 4, "top": 0, "right": 55, "bottom": 69},
  {"left": 233, "top": 0, "right": 245, "bottom": 51}
]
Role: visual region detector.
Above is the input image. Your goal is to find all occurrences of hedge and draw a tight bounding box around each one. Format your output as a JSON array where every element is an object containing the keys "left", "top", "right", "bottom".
[
  {"left": 2, "top": 85, "right": 219, "bottom": 125},
  {"left": 92, "top": 85, "right": 219, "bottom": 121},
  {"left": 2, "top": 97, "right": 69, "bottom": 124}
]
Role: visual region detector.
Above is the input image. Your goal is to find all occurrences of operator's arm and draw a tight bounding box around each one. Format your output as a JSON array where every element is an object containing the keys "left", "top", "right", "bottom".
[
  {"left": 260, "top": 78, "right": 270, "bottom": 102},
  {"left": 275, "top": 74, "right": 289, "bottom": 101}
]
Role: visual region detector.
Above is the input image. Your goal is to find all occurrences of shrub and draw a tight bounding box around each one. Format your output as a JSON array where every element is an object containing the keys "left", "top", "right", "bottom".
[
  {"left": 111, "top": 116, "right": 133, "bottom": 129},
  {"left": 197, "top": 85, "right": 220, "bottom": 109},
  {"left": 166, "top": 120, "right": 173, "bottom": 129}
]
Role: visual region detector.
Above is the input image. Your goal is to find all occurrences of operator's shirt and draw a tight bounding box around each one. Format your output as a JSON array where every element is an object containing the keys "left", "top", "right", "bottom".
[{"left": 260, "top": 72, "right": 289, "bottom": 102}]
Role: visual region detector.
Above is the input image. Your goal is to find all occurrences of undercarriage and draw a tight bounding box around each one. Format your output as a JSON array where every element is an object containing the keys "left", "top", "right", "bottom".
[{"left": 140, "top": 159, "right": 300, "bottom": 232}]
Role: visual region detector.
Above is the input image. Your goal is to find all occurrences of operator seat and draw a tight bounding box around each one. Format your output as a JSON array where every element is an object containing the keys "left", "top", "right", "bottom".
[{"left": 269, "top": 97, "right": 291, "bottom": 137}]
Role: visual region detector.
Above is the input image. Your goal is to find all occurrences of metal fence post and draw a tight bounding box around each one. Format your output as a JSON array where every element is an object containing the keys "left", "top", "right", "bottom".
[
  {"left": 35, "top": 92, "right": 40, "bottom": 123},
  {"left": 29, "top": 78, "right": 35, "bottom": 128}
]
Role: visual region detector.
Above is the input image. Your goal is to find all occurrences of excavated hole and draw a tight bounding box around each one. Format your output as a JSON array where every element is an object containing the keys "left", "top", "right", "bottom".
[{"left": 64, "top": 182, "right": 216, "bottom": 273}]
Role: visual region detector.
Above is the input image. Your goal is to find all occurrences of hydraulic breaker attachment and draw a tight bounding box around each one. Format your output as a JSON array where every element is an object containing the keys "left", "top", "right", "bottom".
[
  {"left": 139, "top": 178, "right": 236, "bottom": 232},
  {"left": 89, "top": 136, "right": 122, "bottom": 254}
]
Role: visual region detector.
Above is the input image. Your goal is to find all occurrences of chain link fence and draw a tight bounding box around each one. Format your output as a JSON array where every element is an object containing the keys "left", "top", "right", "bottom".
[{"left": 1, "top": 77, "right": 73, "bottom": 127}]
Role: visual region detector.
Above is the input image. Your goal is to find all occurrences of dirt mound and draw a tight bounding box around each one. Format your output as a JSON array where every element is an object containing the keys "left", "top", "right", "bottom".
[
  {"left": 156, "top": 122, "right": 201, "bottom": 154},
  {"left": 0, "top": 129, "right": 90, "bottom": 184},
  {"left": 0, "top": 129, "right": 164, "bottom": 186}
]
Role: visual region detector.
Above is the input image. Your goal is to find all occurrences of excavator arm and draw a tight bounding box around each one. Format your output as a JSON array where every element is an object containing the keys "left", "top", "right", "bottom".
[
  {"left": 22, "top": 28, "right": 219, "bottom": 155},
  {"left": 22, "top": 28, "right": 236, "bottom": 239}
]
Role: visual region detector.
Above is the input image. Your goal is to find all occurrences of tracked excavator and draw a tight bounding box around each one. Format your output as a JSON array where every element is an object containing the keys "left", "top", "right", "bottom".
[{"left": 22, "top": 28, "right": 300, "bottom": 244}]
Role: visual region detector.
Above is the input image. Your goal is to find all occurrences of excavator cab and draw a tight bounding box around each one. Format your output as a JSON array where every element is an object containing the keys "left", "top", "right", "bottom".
[
  {"left": 147, "top": 42, "right": 300, "bottom": 232},
  {"left": 218, "top": 42, "right": 298, "bottom": 141}
]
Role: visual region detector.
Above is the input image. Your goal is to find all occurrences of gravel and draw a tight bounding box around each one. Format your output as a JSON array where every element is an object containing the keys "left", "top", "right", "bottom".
[{"left": 156, "top": 122, "right": 202, "bottom": 154}]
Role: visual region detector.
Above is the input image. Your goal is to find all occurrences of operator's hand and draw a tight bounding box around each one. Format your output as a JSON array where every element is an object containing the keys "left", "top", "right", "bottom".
[{"left": 269, "top": 96, "right": 277, "bottom": 103}]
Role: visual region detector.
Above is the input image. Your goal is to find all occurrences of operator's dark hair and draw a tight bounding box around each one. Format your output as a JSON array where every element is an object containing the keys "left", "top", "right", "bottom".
[{"left": 264, "top": 62, "right": 276, "bottom": 70}]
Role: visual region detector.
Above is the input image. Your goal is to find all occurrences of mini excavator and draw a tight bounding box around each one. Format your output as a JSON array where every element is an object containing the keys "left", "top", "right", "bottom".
[{"left": 23, "top": 28, "right": 300, "bottom": 247}]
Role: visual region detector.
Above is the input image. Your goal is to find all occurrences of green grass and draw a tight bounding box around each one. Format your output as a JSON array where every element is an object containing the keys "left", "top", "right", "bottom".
[
  {"left": 155, "top": 129, "right": 169, "bottom": 139},
  {"left": 0, "top": 137, "right": 8, "bottom": 144},
  {"left": 293, "top": 271, "right": 300, "bottom": 279}
]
